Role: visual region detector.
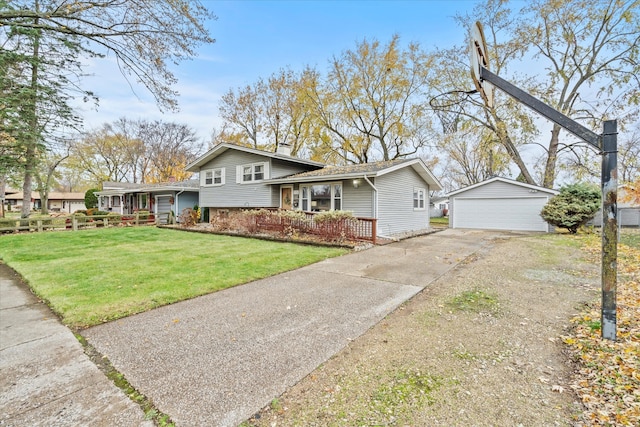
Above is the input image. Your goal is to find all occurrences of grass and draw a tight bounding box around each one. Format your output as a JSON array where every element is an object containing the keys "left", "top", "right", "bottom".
[
  {"left": 429, "top": 216, "right": 449, "bottom": 225},
  {"left": 0, "top": 227, "right": 347, "bottom": 328},
  {"left": 445, "top": 289, "right": 500, "bottom": 314}
]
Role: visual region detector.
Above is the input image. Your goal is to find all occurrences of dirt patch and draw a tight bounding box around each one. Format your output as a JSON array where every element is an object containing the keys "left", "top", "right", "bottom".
[{"left": 245, "top": 234, "right": 599, "bottom": 426}]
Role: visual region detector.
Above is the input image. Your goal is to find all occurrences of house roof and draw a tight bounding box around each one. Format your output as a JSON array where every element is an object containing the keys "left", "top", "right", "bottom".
[
  {"left": 5, "top": 192, "right": 86, "bottom": 201},
  {"left": 447, "top": 176, "right": 558, "bottom": 197},
  {"left": 268, "top": 158, "right": 443, "bottom": 190},
  {"left": 97, "top": 180, "right": 199, "bottom": 196},
  {"left": 185, "top": 142, "right": 325, "bottom": 172}
]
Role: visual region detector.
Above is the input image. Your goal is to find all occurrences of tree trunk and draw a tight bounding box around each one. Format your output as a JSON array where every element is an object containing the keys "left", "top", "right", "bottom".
[
  {"left": 0, "top": 174, "right": 6, "bottom": 218},
  {"left": 542, "top": 124, "right": 561, "bottom": 188},
  {"left": 494, "top": 114, "right": 536, "bottom": 185},
  {"left": 21, "top": 143, "right": 35, "bottom": 218},
  {"left": 21, "top": 0, "right": 41, "bottom": 219}
]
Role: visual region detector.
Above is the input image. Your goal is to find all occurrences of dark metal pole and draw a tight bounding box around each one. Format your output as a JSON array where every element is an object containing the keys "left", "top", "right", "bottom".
[
  {"left": 601, "top": 120, "right": 618, "bottom": 341},
  {"left": 479, "top": 66, "right": 618, "bottom": 341},
  {"left": 480, "top": 68, "right": 601, "bottom": 149}
]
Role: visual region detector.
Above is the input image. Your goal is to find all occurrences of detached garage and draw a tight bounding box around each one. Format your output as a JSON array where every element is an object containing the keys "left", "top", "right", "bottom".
[{"left": 448, "top": 177, "right": 559, "bottom": 232}]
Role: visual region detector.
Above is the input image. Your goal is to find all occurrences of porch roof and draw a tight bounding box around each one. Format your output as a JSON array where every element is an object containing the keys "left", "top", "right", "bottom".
[
  {"left": 97, "top": 180, "right": 199, "bottom": 196},
  {"left": 268, "top": 158, "right": 443, "bottom": 190}
]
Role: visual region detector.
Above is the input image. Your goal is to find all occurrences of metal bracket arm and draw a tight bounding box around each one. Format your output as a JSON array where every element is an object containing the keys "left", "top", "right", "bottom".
[{"left": 480, "top": 67, "right": 601, "bottom": 149}]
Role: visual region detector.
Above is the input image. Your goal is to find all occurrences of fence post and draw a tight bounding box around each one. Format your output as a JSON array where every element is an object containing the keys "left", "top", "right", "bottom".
[
  {"left": 372, "top": 219, "right": 377, "bottom": 245},
  {"left": 72, "top": 217, "right": 78, "bottom": 231},
  {"left": 37, "top": 220, "right": 42, "bottom": 232}
]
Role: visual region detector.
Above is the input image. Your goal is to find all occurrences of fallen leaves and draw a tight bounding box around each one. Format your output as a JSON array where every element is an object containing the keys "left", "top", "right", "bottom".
[{"left": 562, "top": 235, "right": 640, "bottom": 426}]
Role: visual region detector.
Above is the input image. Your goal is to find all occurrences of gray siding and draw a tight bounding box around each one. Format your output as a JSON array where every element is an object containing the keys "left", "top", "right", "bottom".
[
  {"left": 342, "top": 179, "right": 374, "bottom": 217},
  {"left": 198, "top": 150, "right": 316, "bottom": 209},
  {"left": 376, "top": 168, "right": 430, "bottom": 236},
  {"left": 176, "top": 192, "right": 198, "bottom": 215},
  {"left": 449, "top": 180, "right": 557, "bottom": 232}
]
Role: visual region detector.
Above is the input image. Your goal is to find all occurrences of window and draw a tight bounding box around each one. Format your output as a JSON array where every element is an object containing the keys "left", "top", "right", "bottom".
[
  {"left": 213, "top": 169, "right": 223, "bottom": 185},
  {"left": 300, "top": 183, "right": 343, "bottom": 212},
  {"left": 413, "top": 188, "right": 425, "bottom": 210},
  {"left": 237, "top": 162, "right": 269, "bottom": 183},
  {"left": 202, "top": 168, "right": 225, "bottom": 186}
]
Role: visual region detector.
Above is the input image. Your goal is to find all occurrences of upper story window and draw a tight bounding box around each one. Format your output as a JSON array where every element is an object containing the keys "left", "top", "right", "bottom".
[
  {"left": 202, "top": 168, "right": 225, "bottom": 186},
  {"left": 237, "top": 162, "right": 268, "bottom": 183},
  {"left": 413, "top": 187, "right": 426, "bottom": 210}
]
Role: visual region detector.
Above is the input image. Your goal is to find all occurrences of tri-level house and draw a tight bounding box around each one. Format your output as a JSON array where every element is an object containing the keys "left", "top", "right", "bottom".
[{"left": 186, "top": 143, "right": 442, "bottom": 238}]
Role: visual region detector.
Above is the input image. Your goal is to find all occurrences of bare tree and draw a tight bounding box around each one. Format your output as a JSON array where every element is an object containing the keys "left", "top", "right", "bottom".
[{"left": 1, "top": 0, "right": 215, "bottom": 217}]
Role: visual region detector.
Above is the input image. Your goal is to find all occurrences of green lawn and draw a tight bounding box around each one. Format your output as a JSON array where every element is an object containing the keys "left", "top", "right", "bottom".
[
  {"left": 429, "top": 216, "right": 449, "bottom": 226},
  {"left": 0, "top": 227, "right": 347, "bottom": 328}
]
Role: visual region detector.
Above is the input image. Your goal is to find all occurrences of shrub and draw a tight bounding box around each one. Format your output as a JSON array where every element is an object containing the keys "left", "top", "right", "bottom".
[
  {"left": 136, "top": 210, "right": 150, "bottom": 221},
  {"left": 0, "top": 218, "right": 18, "bottom": 231},
  {"left": 179, "top": 208, "right": 198, "bottom": 227},
  {"left": 84, "top": 189, "right": 99, "bottom": 209},
  {"left": 540, "top": 183, "right": 601, "bottom": 233},
  {"left": 106, "top": 212, "right": 122, "bottom": 225},
  {"left": 313, "top": 210, "right": 358, "bottom": 242},
  {"left": 313, "top": 210, "right": 356, "bottom": 223}
]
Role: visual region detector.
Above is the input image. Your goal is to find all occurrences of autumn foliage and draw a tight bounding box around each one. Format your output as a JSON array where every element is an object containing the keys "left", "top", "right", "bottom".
[{"left": 564, "top": 234, "right": 640, "bottom": 426}]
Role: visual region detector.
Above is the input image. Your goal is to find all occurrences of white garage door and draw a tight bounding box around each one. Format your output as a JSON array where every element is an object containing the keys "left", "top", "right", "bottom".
[
  {"left": 453, "top": 197, "right": 549, "bottom": 231},
  {"left": 156, "top": 195, "right": 172, "bottom": 224}
]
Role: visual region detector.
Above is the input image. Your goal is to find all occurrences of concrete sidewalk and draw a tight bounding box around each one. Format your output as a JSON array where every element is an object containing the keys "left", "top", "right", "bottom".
[
  {"left": 0, "top": 264, "right": 151, "bottom": 427},
  {"left": 82, "top": 228, "right": 503, "bottom": 427}
]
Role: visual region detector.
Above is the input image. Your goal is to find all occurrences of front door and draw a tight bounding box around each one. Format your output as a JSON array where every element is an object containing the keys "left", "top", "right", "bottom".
[{"left": 281, "top": 186, "right": 293, "bottom": 210}]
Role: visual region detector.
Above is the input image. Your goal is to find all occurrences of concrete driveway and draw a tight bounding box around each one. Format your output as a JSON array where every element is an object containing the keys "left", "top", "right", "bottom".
[{"left": 82, "top": 228, "right": 504, "bottom": 427}]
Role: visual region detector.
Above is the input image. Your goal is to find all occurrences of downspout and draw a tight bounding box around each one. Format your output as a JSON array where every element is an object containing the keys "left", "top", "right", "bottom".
[
  {"left": 362, "top": 175, "right": 395, "bottom": 242},
  {"left": 363, "top": 175, "right": 377, "bottom": 218},
  {"left": 175, "top": 189, "right": 185, "bottom": 224}
]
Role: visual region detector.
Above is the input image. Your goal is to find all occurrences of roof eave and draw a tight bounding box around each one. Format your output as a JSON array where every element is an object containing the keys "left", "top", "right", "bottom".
[{"left": 186, "top": 143, "right": 325, "bottom": 172}]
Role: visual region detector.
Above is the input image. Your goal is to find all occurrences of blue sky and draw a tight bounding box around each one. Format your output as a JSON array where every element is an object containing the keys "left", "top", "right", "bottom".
[{"left": 78, "top": 0, "right": 480, "bottom": 142}]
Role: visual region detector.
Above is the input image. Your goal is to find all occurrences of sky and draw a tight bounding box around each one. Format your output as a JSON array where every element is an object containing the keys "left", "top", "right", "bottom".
[{"left": 77, "top": 0, "right": 481, "bottom": 142}]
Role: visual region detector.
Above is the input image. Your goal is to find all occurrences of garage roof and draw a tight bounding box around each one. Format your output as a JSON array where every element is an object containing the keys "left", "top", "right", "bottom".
[{"left": 447, "top": 177, "right": 558, "bottom": 197}]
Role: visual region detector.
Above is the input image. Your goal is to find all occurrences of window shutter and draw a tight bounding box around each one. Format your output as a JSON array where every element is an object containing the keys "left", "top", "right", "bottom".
[
  {"left": 200, "top": 170, "right": 206, "bottom": 186},
  {"left": 236, "top": 165, "right": 242, "bottom": 183},
  {"left": 220, "top": 167, "right": 226, "bottom": 185},
  {"left": 263, "top": 162, "right": 270, "bottom": 179}
]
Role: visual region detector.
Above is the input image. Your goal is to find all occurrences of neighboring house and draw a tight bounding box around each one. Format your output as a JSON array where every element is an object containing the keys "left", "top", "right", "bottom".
[
  {"left": 5, "top": 191, "right": 86, "bottom": 213},
  {"left": 447, "top": 177, "right": 559, "bottom": 232},
  {"left": 96, "top": 180, "right": 199, "bottom": 221},
  {"left": 186, "top": 143, "right": 443, "bottom": 237},
  {"left": 430, "top": 196, "right": 449, "bottom": 218},
  {"left": 590, "top": 185, "right": 640, "bottom": 227}
]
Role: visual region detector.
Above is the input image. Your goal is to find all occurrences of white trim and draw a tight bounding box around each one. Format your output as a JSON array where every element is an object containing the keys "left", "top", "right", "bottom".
[
  {"left": 298, "top": 181, "right": 343, "bottom": 212},
  {"left": 236, "top": 162, "right": 268, "bottom": 184},
  {"left": 201, "top": 167, "right": 225, "bottom": 187},
  {"left": 413, "top": 187, "right": 426, "bottom": 211},
  {"left": 447, "top": 176, "right": 558, "bottom": 197},
  {"left": 186, "top": 142, "right": 324, "bottom": 171}
]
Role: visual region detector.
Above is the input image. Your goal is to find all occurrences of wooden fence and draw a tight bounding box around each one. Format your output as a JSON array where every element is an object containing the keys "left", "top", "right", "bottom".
[
  {"left": 0, "top": 212, "right": 174, "bottom": 233},
  {"left": 253, "top": 211, "right": 377, "bottom": 244}
]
